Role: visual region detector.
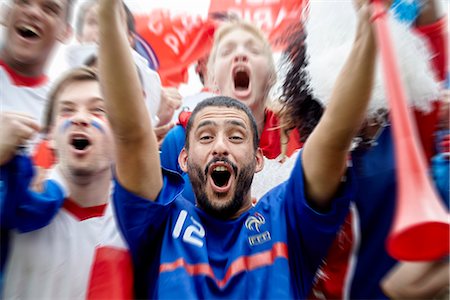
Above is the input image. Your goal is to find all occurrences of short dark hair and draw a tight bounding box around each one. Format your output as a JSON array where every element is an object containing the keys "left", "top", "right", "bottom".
[
  {"left": 43, "top": 67, "right": 99, "bottom": 133},
  {"left": 185, "top": 96, "right": 260, "bottom": 150}
]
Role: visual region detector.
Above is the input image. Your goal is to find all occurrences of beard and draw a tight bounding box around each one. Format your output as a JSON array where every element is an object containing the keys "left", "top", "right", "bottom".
[{"left": 188, "top": 157, "right": 256, "bottom": 220}]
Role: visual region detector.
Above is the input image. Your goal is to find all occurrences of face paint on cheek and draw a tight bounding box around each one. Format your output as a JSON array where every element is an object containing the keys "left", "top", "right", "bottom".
[
  {"left": 60, "top": 119, "right": 72, "bottom": 133},
  {"left": 91, "top": 119, "right": 105, "bottom": 134}
]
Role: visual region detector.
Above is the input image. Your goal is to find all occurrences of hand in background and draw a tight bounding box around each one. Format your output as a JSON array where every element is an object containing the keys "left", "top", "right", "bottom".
[
  {"left": 0, "top": 112, "right": 40, "bottom": 166},
  {"left": 157, "top": 87, "right": 182, "bottom": 126}
]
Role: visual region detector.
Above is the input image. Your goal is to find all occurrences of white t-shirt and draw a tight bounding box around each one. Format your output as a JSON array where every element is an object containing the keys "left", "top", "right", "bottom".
[
  {"left": 0, "top": 63, "right": 51, "bottom": 125},
  {"left": 3, "top": 169, "right": 133, "bottom": 299}
]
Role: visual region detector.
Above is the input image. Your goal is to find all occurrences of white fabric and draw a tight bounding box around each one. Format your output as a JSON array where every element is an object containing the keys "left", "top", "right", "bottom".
[
  {"left": 301, "top": 1, "right": 441, "bottom": 116},
  {"left": 252, "top": 151, "right": 300, "bottom": 201},
  {"left": 66, "top": 43, "right": 162, "bottom": 126},
  {"left": 0, "top": 67, "right": 51, "bottom": 125},
  {"left": 3, "top": 170, "right": 128, "bottom": 299},
  {"left": 172, "top": 91, "right": 216, "bottom": 122}
]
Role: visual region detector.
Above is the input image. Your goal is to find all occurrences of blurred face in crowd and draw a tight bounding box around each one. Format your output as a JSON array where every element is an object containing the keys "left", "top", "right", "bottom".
[
  {"left": 208, "top": 23, "right": 276, "bottom": 112},
  {"left": 179, "top": 104, "right": 264, "bottom": 219},
  {"left": 49, "top": 77, "right": 113, "bottom": 179},
  {"left": 77, "top": 2, "right": 99, "bottom": 44},
  {"left": 76, "top": 1, "right": 134, "bottom": 46},
  {"left": 1, "top": 0, "right": 72, "bottom": 75}
]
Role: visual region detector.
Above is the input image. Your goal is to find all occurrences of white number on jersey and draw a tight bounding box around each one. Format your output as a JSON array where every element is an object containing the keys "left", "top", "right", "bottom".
[{"left": 172, "top": 210, "right": 205, "bottom": 248}]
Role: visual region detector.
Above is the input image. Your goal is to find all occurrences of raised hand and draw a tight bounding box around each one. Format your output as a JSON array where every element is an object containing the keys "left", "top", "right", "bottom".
[
  {"left": 0, "top": 112, "right": 40, "bottom": 165},
  {"left": 157, "top": 87, "right": 183, "bottom": 126}
]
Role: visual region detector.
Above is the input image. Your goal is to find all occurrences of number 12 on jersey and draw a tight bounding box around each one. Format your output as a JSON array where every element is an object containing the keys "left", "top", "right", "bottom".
[{"left": 172, "top": 210, "right": 205, "bottom": 248}]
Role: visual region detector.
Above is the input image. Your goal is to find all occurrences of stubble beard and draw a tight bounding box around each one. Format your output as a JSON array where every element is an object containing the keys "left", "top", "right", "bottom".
[{"left": 188, "top": 159, "right": 256, "bottom": 220}]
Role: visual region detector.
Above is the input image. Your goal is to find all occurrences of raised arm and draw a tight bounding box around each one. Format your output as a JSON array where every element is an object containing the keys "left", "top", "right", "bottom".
[
  {"left": 98, "top": 0, "right": 162, "bottom": 200},
  {"left": 301, "top": 0, "right": 377, "bottom": 209}
]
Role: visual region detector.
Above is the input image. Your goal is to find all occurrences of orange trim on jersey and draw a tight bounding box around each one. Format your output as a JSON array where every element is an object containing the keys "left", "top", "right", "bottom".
[
  {"left": 160, "top": 242, "right": 288, "bottom": 288},
  {"left": 0, "top": 59, "right": 48, "bottom": 87},
  {"left": 62, "top": 198, "right": 108, "bottom": 221}
]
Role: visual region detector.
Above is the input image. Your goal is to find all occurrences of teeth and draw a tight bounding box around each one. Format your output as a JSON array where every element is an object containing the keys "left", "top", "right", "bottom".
[
  {"left": 19, "top": 25, "right": 39, "bottom": 36},
  {"left": 213, "top": 166, "right": 228, "bottom": 172},
  {"left": 234, "top": 66, "right": 248, "bottom": 75}
]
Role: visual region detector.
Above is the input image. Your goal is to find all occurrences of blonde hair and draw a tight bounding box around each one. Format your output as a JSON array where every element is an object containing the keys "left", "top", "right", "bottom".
[{"left": 206, "top": 19, "right": 276, "bottom": 100}]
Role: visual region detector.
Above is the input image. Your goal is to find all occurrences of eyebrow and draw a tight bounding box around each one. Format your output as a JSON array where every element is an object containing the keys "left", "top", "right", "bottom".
[
  {"left": 196, "top": 119, "right": 247, "bottom": 130},
  {"left": 227, "top": 120, "right": 247, "bottom": 129},
  {"left": 197, "top": 120, "right": 216, "bottom": 130},
  {"left": 59, "top": 97, "right": 104, "bottom": 105},
  {"left": 59, "top": 100, "right": 75, "bottom": 106},
  {"left": 46, "top": 0, "right": 63, "bottom": 15}
]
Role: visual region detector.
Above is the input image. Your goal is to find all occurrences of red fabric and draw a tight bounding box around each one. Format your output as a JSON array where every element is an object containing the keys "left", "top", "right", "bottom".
[
  {"left": 62, "top": 199, "right": 108, "bottom": 221},
  {"left": 135, "top": 11, "right": 217, "bottom": 87},
  {"left": 439, "top": 134, "right": 450, "bottom": 154},
  {"left": 414, "top": 17, "right": 447, "bottom": 82},
  {"left": 413, "top": 101, "right": 440, "bottom": 163},
  {"left": 310, "top": 213, "right": 354, "bottom": 299},
  {"left": 0, "top": 59, "right": 47, "bottom": 87},
  {"left": 412, "top": 18, "right": 447, "bottom": 162},
  {"left": 208, "top": 0, "right": 308, "bottom": 51},
  {"left": 178, "top": 110, "right": 192, "bottom": 128},
  {"left": 87, "top": 247, "right": 134, "bottom": 300},
  {"left": 32, "top": 139, "right": 56, "bottom": 169},
  {"left": 260, "top": 109, "right": 302, "bottom": 159}
]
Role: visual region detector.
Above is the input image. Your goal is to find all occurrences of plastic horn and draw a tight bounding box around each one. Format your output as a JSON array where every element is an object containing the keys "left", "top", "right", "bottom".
[{"left": 370, "top": 0, "right": 449, "bottom": 261}]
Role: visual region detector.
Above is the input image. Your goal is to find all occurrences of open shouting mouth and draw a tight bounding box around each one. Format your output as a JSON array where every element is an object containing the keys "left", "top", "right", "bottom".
[
  {"left": 207, "top": 161, "right": 236, "bottom": 194},
  {"left": 69, "top": 133, "right": 92, "bottom": 155},
  {"left": 16, "top": 24, "right": 41, "bottom": 42},
  {"left": 232, "top": 66, "right": 251, "bottom": 98}
]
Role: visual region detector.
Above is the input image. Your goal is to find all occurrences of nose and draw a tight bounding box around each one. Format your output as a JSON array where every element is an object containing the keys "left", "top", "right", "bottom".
[
  {"left": 233, "top": 53, "right": 248, "bottom": 63},
  {"left": 71, "top": 110, "right": 90, "bottom": 128},
  {"left": 212, "top": 135, "right": 229, "bottom": 157}
]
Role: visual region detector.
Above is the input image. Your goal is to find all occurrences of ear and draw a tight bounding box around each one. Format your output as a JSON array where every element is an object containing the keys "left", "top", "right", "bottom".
[
  {"left": 254, "top": 148, "right": 265, "bottom": 173},
  {"left": 57, "top": 24, "right": 73, "bottom": 44},
  {"left": 178, "top": 147, "right": 189, "bottom": 173}
]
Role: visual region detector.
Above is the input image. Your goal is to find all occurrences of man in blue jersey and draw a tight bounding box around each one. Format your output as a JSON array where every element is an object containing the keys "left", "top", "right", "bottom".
[{"left": 98, "top": 0, "right": 377, "bottom": 298}]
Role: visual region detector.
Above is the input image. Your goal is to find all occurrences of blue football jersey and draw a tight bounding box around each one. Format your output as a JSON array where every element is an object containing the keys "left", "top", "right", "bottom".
[{"left": 114, "top": 153, "right": 354, "bottom": 299}]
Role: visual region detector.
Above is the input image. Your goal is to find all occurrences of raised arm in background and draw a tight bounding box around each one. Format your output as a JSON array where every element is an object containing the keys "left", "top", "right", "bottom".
[
  {"left": 97, "top": 0, "right": 162, "bottom": 200},
  {"left": 301, "top": 0, "right": 377, "bottom": 209}
]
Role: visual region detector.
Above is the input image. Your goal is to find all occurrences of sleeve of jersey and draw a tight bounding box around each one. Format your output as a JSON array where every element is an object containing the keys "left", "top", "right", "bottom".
[
  {"left": 283, "top": 152, "right": 355, "bottom": 293},
  {"left": 0, "top": 155, "right": 64, "bottom": 232},
  {"left": 112, "top": 168, "right": 184, "bottom": 259},
  {"left": 160, "top": 125, "right": 186, "bottom": 174}
]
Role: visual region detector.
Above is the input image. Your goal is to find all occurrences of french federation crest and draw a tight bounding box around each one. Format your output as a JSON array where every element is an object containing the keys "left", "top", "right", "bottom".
[
  {"left": 245, "top": 212, "right": 266, "bottom": 232},
  {"left": 245, "top": 213, "right": 271, "bottom": 246}
]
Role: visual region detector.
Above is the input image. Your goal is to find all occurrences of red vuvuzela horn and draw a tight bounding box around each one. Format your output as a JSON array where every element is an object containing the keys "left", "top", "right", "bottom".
[{"left": 370, "top": 0, "right": 449, "bottom": 261}]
